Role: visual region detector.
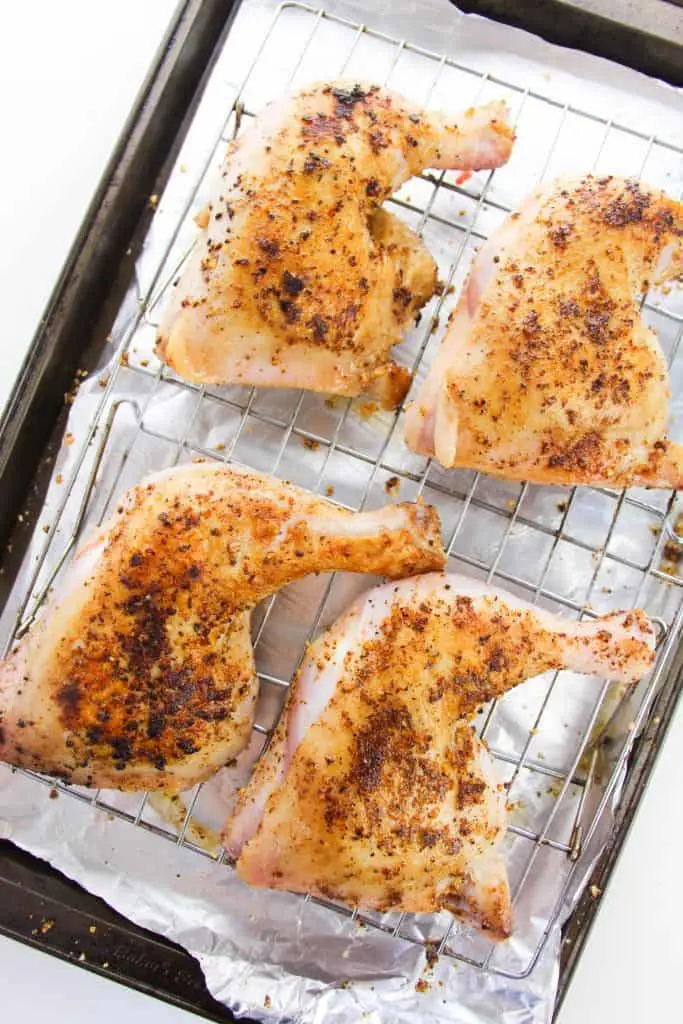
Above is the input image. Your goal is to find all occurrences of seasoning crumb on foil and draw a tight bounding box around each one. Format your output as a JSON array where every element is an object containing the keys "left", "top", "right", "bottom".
[
  {"left": 425, "top": 942, "right": 439, "bottom": 969},
  {"left": 660, "top": 513, "right": 683, "bottom": 577},
  {"left": 357, "top": 401, "right": 379, "bottom": 420}
]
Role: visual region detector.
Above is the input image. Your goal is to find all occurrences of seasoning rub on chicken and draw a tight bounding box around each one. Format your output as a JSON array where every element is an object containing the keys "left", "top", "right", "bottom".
[
  {"left": 224, "top": 573, "right": 655, "bottom": 938},
  {"left": 156, "top": 81, "right": 514, "bottom": 408},
  {"left": 406, "top": 175, "right": 683, "bottom": 487},
  {"left": 0, "top": 463, "right": 445, "bottom": 792}
]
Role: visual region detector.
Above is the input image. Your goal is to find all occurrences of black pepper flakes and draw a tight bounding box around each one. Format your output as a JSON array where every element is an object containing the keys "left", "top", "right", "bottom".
[
  {"left": 282, "top": 270, "right": 304, "bottom": 296},
  {"left": 310, "top": 315, "right": 329, "bottom": 341},
  {"left": 257, "top": 237, "right": 280, "bottom": 259}
]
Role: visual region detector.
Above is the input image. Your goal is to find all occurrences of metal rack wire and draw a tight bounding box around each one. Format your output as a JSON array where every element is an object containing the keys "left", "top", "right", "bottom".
[{"left": 3, "top": 0, "right": 683, "bottom": 981}]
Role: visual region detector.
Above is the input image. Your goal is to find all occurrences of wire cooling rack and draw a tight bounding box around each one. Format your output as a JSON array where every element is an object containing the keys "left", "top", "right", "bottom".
[{"left": 3, "top": 0, "right": 683, "bottom": 981}]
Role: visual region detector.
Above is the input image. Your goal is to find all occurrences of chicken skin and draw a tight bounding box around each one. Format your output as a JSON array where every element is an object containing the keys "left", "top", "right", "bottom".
[
  {"left": 224, "top": 573, "right": 655, "bottom": 938},
  {"left": 0, "top": 463, "right": 444, "bottom": 792},
  {"left": 156, "top": 82, "right": 514, "bottom": 408},
  {"left": 406, "top": 176, "right": 683, "bottom": 486}
]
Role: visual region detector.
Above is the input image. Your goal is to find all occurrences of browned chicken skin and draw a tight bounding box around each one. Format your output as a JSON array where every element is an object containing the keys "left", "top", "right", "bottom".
[
  {"left": 156, "top": 82, "right": 514, "bottom": 408},
  {"left": 406, "top": 176, "right": 683, "bottom": 486},
  {"left": 0, "top": 464, "right": 444, "bottom": 792},
  {"left": 224, "top": 574, "right": 655, "bottom": 938}
]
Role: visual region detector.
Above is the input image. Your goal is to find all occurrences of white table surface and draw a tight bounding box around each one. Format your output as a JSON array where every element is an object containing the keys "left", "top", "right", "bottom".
[{"left": 1, "top": 2, "right": 681, "bottom": 1021}]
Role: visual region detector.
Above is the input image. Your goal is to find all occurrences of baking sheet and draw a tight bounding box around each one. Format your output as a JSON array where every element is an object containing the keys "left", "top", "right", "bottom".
[{"left": 2, "top": 1, "right": 683, "bottom": 1021}]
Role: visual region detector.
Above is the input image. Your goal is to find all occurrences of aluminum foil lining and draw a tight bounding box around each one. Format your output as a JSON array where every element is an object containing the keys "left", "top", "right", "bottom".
[{"left": 2, "top": 1, "right": 683, "bottom": 1022}]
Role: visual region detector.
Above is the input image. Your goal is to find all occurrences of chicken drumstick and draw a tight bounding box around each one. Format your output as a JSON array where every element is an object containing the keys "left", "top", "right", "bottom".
[
  {"left": 0, "top": 463, "right": 444, "bottom": 792},
  {"left": 406, "top": 175, "right": 683, "bottom": 486},
  {"left": 225, "top": 573, "right": 655, "bottom": 938},
  {"left": 156, "top": 82, "right": 514, "bottom": 408}
]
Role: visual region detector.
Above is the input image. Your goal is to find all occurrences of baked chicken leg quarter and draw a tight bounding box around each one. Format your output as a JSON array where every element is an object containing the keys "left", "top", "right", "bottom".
[
  {"left": 0, "top": 464, "right": 444, "bottom": 791},
  {"left": 405, "top": 176, "right": 683, "bottom": 486},
  {"left": 224, "top": 574, "right": 655, "bottom": 938},
  {"left": 156, "top": 82, "right": 514, "bottom": 408}
]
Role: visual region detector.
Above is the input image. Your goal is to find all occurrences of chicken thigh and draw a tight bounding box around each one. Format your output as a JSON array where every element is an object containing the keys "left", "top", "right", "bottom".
[
  {"left": 156, "top": 82, "right": 514, "bottom": 408},
  {"left": 405, "top": 175, "right": 683, "bottom": 486},
  {"left": 224, "top": 573, "right": 655, "bottom": 938},
  {"left": 0, "top": 463, "right": 444, "bottom": 792}
]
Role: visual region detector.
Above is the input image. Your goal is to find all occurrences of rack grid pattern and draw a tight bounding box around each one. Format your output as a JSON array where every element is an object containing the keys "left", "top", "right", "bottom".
[{"left": 4, "top": 1, "right": 683, "bottom": 981}]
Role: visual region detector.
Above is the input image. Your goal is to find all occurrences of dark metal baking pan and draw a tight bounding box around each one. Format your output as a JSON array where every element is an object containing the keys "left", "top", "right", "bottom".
[
  {"left": 1, "top": 0, "right": 682, "bottom": 1020},
  {"left": 0, "top": 839, "right": 244, "bottom": 1022},
  {"left": 454, "top": 0, "right": 683, "bottom": 86}
]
